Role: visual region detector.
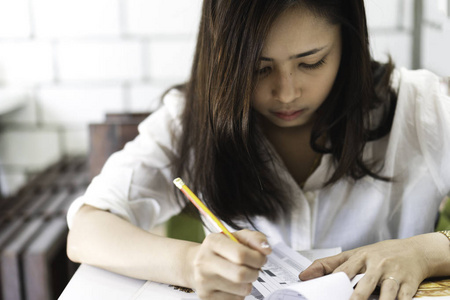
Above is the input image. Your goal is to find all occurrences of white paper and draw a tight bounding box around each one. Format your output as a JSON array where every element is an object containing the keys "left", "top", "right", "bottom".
[
  {"left": 266, "top": 272, "right": 353, "bottom": 300},
  {"left": 132, "top": 242, "right": 362, "bottom": 300},
  {"left": 250, "top": 242, "right": 313, "bottom": 299},
  {"left": 251, "top": 243, "right": 354, "bottom": 300}
]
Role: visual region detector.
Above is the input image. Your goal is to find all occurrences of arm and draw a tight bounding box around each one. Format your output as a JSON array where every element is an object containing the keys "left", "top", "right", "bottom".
[
  {"left": 67, "top": 204, "right": 271, "bottom": 299},
  {"left": 299, "top": 233, "right": 450, "bottom": 300},
  {"left": 299, "top": 71, "right": 450, "bottom": 299},
  {"left": 67, "top": 204, "right": 197, "bottom": 287}
]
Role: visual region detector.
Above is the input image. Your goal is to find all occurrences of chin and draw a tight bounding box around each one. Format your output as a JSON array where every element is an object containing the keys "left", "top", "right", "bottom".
[{"left": 272, "top": 120, "right": 306, "bottom": 128}]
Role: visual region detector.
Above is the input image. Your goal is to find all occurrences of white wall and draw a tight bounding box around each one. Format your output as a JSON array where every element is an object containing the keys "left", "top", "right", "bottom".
[
  {"left": 366, "top": 0, "right": 414, "bottom": 68},
  {"left": 0, "top": 0, "right": 448, "bottom": 196},
  {"left": 422, "top": 0, "right": 450, "bottom": 76}
]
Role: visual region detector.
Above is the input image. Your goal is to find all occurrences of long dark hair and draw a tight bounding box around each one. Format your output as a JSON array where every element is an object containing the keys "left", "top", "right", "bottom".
[{"left": 172, "top": 0, "right": 397, "bottom": 229}]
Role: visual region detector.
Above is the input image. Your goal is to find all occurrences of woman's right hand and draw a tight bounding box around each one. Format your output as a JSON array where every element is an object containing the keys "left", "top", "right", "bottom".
[{"left": 187, "top": 229, "right": 271, "bottom": 300}]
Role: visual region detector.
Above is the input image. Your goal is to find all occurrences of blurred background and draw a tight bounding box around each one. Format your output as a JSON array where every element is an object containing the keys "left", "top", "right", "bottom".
[{"left": 0, "top": 0, "right": 449, "bottom": 197}]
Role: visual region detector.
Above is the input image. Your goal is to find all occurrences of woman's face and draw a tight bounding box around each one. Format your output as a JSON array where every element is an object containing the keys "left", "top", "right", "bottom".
[{"left": 253, "top": 7, "right": 342, "bottom": 129}]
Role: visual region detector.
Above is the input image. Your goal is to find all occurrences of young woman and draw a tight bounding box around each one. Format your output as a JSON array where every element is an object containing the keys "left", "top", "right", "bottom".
[{"left": 66, "top": 1, "right": 450, "bottom": 299}]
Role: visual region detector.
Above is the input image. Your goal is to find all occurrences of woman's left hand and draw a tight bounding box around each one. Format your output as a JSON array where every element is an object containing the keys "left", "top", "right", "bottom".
[{"left": 299, "top": 233, "right": 450, "bottom": 300}]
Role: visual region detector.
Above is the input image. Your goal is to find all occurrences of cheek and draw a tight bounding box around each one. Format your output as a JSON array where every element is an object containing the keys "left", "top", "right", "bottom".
[
  {"left": 320, "top": 74, "right": 335, "bottom": 96},
  {"left": 305, "top": 78, "right": 331, "bottom": 103},
  {"left": 252, "top": 84, "right": 268, "bottom": 109},
  {"left": 310, "top": 66, "right": 340, "bottom": 102}
]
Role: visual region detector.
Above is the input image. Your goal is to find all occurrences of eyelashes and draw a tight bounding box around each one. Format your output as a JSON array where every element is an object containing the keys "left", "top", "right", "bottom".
[
  {"left": 258, "top": 67, "right": 272, "bottom": 76},
  {"left": 301, "top": 58, "right": 326, "bottom": 70},
  {"left": 257, "top": 58, "right": 327, "bottom": 77}
]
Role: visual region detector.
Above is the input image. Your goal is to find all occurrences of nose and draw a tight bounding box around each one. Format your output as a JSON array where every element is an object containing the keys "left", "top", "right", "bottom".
[{"left": 272, "top": 71, "right": 301, "bottom": 103}]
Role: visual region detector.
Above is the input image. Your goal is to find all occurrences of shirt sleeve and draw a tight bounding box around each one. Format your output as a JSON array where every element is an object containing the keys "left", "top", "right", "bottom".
[
  {"left": 398, "top": 68, "right": 450, "bottom": 195},
  {"left": 66, "top": 89, "right": 186, "bottom": 230}
]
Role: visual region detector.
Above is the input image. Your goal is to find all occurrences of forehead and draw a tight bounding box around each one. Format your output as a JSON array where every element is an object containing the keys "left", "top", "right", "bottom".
[{"left": 262, "top": 7, "right": 340, "bottom": 58}]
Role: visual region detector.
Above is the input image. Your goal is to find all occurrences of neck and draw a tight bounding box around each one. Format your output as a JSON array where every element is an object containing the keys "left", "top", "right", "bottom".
[
  {"left": 260, "top": 117, "right": 325, "bottom": 188},
  {"left": 261, "top": 116, "right": 315, "bottom": 143}
]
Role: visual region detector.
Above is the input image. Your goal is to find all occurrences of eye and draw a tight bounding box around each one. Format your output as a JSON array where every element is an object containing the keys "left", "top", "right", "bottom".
[
  {"left": 257, "top": 66, "right": 272, "bottom": 77},
  {"left": 300, "top": 59, "right": 326, "bottom": 70}
]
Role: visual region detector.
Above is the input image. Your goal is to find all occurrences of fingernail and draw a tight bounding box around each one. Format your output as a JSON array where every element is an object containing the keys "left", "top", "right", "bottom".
[{"left": 261, "top": 241, "right": 271, "bottom": 249}]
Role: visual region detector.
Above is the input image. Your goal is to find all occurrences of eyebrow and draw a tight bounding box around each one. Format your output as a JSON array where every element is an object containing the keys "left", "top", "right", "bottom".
[{"left": 260, "top": 46, "right": 327, "bottom": 61}]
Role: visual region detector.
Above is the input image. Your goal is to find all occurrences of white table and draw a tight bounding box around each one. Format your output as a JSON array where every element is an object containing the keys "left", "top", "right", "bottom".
[
  {"left": 58, "top": 264, "right": 145, "bottom": 299},
  {"left": 58, "top": 264, "right": 199, "bottom": 300}
]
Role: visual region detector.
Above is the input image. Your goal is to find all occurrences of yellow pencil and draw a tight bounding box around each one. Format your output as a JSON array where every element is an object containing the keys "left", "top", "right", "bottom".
[{"left": 173, "top": 178, "right": 239, "bottom": 243}]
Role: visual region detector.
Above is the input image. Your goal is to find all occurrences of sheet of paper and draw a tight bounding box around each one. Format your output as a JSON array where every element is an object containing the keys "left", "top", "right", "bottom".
[
  {"left": 266, "top": 272, "right": 353, "bottom": 300},
  {"left": 250, "top": 242, "right": 313, "bottom": 299},
  {"left": 131, "top": 281, "right": 198, "bottom": 300},
  {"left": 131, "top": 242, "right": 312, "bottom": 300},
  {"left": 131, "top": 243, "right": 363, "bottom": 300},
  {"left": 59, "top": 264, "right": 145, "bottom": 300}
]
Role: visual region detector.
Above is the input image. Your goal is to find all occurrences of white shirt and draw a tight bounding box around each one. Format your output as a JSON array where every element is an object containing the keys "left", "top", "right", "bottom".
[{"left": 67, "top": 68, "right": 450, "bottom": 251}]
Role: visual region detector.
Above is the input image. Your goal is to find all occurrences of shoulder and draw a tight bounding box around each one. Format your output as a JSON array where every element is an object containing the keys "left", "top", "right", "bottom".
[
  {"left": 392, "top": 68, "right": 445, "bottom": 100},
  {"left": 389, "top": 68, "right": 450, "bottom": 193},
  {"left": 161, "top": 88, "right": 186, "bottom": 117},
  {"left": 138, "top": 88, "right": 186, "bottom": 135},
  {"left": 391, "top": 68, "right": 449, "bottom": 120}
]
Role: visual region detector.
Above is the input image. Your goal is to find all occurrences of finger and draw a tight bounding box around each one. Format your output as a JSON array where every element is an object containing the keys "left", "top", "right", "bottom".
[
  {"left": 379, "top": 278, "right": 400, "bottom": 300},
  {"left": 203, "top": 276, "right": 253, "bottom": 297},
  {"left": 213, "top": 255, "right": 260, "bottom": 283},
  {"left": 349, "top": 272, "right": 380, "bottom": 300},
  {"left": 233, "top": 229, "right": 272, "bottom": 255},
  {"left": 397, "top": 282, "right": 419, "bottom": 300},
  {"left": 214, "top": 279, "right": 253, "bottom": 297},
  {"left": 299, "top": 252, "right": 350, "bottom": 280},
  {"left": 205, "top": 233, "right": 267, "bottom": 269},
  {"left": 333, "top": 255, "right": 366, "bottom": 280},
  {"left": 196, "top": 271, "right": 254, "bottom": 298}
]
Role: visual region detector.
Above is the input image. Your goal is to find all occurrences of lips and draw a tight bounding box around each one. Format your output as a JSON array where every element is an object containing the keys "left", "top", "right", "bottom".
[{"left": 273, "top": 109, "right": 305, "bottom": 121}]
